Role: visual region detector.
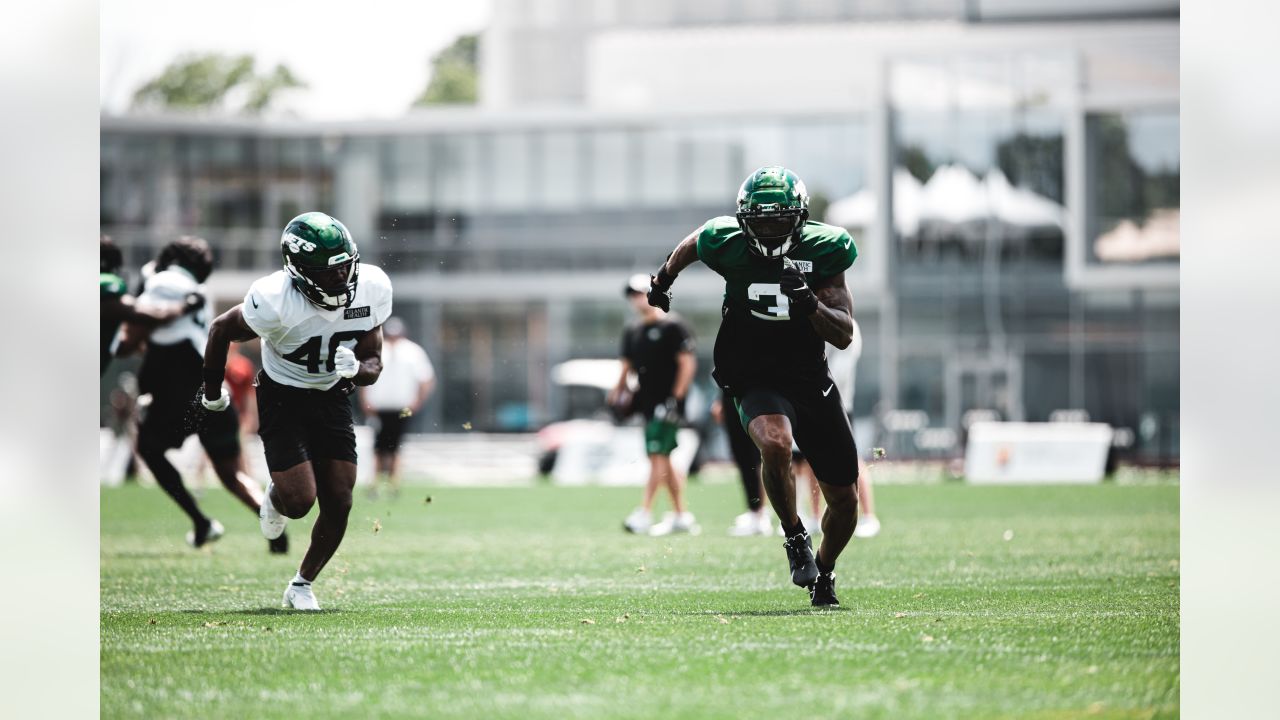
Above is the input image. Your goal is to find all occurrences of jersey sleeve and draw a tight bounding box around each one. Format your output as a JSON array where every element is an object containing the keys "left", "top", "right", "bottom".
[
  {"left": 672, "top": 320, "right": 696, "bottom": 354},
  {"left": 362, "top": 264, "right": 394, "bottom": 326},
  {"left": 139, "top": 270, "right": 195, "bottom": 305},
  {"left": 695, "top": 217, "right": 733, "bottom": 274},
  {"left": 100, "top": 273, "right": 126, "bottom": 299},
  {"left": 619, "top": 327, "right": 633, "bottom": 362},
  {"left": 815, "top": 229, "right": 858, "bottom": 277},
  {"left": 416, "top": 344, "right": 436, "bottom": 383},
  {"left": 241, "top": 279, "right": 283, "bottom": 344}
]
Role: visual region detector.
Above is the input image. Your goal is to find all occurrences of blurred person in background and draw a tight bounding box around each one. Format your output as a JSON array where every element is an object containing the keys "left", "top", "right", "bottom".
[
  {"left": 360, "top": 317, "right": 435, "bottom": 499},
  {"left": 612, "top": 274, "right": 698, "bottom": 536},
  {"left": 715, "top": 393, "right": 770, "bottom": 536},
  {"left": 225, "top": 344, "right": 259, "bottom": 476},
  {"left": 100, "top": 235, "right": 197, "bottom": 375},
  {"left": 645, "top": 166, "right": 861, "bottom": 606},
  {"left": 826, "top": 318, "right": 880, "bottom": 538},
  {"left": 201, "top": 212, "right": 391, "bottom": 611},
  {"left": 116, "top": 237, "right": 285, "bottom": 553}
]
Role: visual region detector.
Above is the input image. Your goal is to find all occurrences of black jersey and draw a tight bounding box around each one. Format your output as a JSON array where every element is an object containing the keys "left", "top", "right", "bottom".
[
  {"left": 620, "top": 316, "right": 695, "bottom": 414},
  {"left": 695, "top": 216, "right": 858, "bottom": 393}
]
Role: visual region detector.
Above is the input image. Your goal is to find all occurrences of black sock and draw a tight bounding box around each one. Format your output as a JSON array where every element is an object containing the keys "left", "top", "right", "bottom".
[
  {"left": 140, "top": 445, "right": 207, "bottom": 527},
  {"left": 782, "top": 516, "right": 806, "bottom": 538},
  {"left": 816, "top": 554, "right": 834, "bottom": 574}
]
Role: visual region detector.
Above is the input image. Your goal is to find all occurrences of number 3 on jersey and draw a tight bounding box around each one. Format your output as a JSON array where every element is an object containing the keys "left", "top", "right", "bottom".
[
  {"left": 281, "top": 331, "right": 366, "bottom": 374},
  {"left": 747, "top": 283, "right": 790, "bottom": 320}
]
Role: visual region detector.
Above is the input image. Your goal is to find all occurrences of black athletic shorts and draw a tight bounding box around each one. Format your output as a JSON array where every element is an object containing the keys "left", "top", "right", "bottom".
[
  {"left": 374, "top": 410, "right": 408, "bottom": 453},
  {"left": 255, "top": 370, "right": 358, "bottom": 472},
  {"left": 137, "top": 377, "right": 241, "bottom": 461},
  {"left": 731, "top": 374, "right": 860, "bottom": 488}
]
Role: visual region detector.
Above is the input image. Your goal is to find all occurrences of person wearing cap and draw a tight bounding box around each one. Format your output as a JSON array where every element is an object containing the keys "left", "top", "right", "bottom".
[
  {"left": 360, "top": 317, "right": 435, "bottom": 498},
  {"left": 610, "top": 274, "right": 699, "bottom": 536}
]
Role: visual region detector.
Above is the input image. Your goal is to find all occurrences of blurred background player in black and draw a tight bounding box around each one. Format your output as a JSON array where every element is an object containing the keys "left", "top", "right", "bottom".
[
  {"left": 116, "top": 237, "right": 286, "bottom": 553},
  {"left": 716, "top": 393, "right": 770, "bottom": 536},
  {"left": 361, "top": 317, "right": 436, "bottom": 499},
  {"left": 100, "top": 235, "right": 194, "bottom": 375},
  {"left": 611, "top": 274, "right": 698, "bottom": 536}
]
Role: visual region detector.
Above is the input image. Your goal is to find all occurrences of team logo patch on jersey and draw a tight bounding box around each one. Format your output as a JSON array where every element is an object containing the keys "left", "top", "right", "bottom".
[{"left": 344, "top": 306, "right": 371, "bottom": 319}]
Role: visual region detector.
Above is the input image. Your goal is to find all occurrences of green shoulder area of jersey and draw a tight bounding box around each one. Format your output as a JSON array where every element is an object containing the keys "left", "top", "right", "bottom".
[
  {"left": 100, "top": 272, "right": 126, "bottom": 297},
  {"left": 798, "top": 220, "right": 858, "bottom": 277},
  {"left": 696, "top": 217, "right": 857, "bottom": 277}
]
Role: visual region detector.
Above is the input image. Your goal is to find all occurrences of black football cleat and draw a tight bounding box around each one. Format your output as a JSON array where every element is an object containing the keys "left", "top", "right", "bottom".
[
  {"left": 186, "top": 519, "right": 224, "bottom": 549},
  {"left": 783, "top": 531, "right": 819, "bottom": 587},
  {"left": 268, "top": 531, "right": 289, "bottom": 555},
  {"left": 809, "top": 571, "right": 840, "bottom": 607}
]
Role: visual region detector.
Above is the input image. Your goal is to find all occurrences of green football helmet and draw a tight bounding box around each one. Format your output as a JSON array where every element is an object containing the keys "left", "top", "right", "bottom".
[
  {"left": 735, "top": 166, "right": 809, "bottom": 259},
  {"left": 280, "top": 212, "right": 360, "bottom": 310}
]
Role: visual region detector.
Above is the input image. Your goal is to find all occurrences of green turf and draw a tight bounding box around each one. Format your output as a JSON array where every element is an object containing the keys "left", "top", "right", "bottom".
[{"left": 101, "top": 480, "right": 1179, "bottom": 719}]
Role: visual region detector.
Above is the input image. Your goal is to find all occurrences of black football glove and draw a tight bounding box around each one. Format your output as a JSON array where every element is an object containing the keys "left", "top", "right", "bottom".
[
  {"left": 183, "top": 292, "right": 205, "bottom": 315},
  {"left": 779, "top": 261, "right": 818, "bottom": 317},
  {"left": 647, "top": 268, "right": 675, "bottom": 312}
]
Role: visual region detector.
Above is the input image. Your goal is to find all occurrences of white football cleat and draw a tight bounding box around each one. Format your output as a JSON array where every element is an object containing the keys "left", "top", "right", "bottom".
[
  {"left": 186, "top": 519, "right": 224, "bottom": 548},
  {"left": 623, "top": 508, "right": 652, "bottom": 535},
  {"left": 729, "top": 510, "right": 773, "bottom": 536},
  {"left": 259, "top": 482, "right": 287, "bottom": 540},
  {"left": 282, "top": 580, "right": 321, "bottom": 611},
  {"left": 854, "top": 514, "right": 881, "bottom": 539},
  {"left": 650, "top": 511, "right": 701, "bottom": 537}
]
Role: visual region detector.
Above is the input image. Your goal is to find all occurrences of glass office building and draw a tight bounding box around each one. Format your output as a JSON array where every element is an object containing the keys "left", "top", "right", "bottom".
[{"left": 101, "top": 5, "right": 1178, "bottom": 463}]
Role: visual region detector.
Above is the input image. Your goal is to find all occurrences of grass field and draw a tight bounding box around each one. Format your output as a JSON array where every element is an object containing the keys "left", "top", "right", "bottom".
[{"left": 101, "top": 479, "right": 1179, "bottom": 719}]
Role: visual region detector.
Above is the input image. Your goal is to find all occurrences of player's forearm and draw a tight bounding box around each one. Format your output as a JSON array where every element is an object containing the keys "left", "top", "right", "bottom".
[
  {"left": 114, "top": 322, "right": 148, "bottom": 357},
  {"left": 203, "top": 306, "right": 256, "bottom": 397},
  {"left": 808, "top": 305, "right": 853, "bottom": 349},
  {"left": 658, "top": 233, "right": 700, "bottom": 283},
  {"left": 351, "top": 356, "right": 383, "bottom": 386},
  {"left": 807, "top": 288, "right": 853, "bottom": 349},
  {"left": 672, "top": 353, "right": 696, "bottom": 400}
]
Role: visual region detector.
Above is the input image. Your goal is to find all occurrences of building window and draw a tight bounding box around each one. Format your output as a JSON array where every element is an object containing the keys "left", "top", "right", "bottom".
[{"left": 1085, "top": 111, "right": 1179, "bottom": 266}]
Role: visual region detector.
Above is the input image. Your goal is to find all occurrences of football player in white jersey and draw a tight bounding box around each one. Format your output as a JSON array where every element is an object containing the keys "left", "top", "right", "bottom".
[
  {"left": 201, "top": 212, "right": 392, "bottom": 611},
  {"left": 115, "top": 237, "right": 282, "bottom": 552}
]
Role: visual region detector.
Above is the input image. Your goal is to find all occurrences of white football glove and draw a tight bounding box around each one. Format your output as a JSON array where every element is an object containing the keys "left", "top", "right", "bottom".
[
  {"left": 201, "top": 387, "right": 231, "bottom": 412},
  {"left": 334, "top": 345, "right": 359, "bottom": 379}
]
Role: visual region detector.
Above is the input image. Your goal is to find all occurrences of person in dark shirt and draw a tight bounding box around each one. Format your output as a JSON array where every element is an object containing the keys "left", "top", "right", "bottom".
[
  {"left": 610, "top": 274, "right": 698, "bottom": 536},
  {"left": 99, "top": 236, "right": 194, "bottom": 374}
]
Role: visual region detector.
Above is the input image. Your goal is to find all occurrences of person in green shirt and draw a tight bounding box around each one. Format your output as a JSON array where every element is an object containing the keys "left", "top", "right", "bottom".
[
  {"left": 644, "top": 166, "right": 861, "bottom": 607},
  {"left": 100, "top": 236, "right": 198, "bottom": 374}
]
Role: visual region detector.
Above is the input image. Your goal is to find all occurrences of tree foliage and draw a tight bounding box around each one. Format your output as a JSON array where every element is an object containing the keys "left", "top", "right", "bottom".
[
  {"left": 413, "top": 35, "right": 478, "bottom": 106},
  {"left": 131, "top": 53, "right": 306, "bottom": 115}
]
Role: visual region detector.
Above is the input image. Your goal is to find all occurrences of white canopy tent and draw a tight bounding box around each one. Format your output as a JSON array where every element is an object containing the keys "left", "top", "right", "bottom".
[{"left": 825, "top": 165, "right": 1065, "bottom": 240}]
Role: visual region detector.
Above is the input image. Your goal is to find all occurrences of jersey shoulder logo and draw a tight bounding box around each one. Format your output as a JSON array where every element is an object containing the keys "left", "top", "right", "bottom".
[
  {"left": 344, "top": 306, "right": 371, "bottom": 319},
  {"left": 250, "top": 294, "right": 259, "bottom": 309}
]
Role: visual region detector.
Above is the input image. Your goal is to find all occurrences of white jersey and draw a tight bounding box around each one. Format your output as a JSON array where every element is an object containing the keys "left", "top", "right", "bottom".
[
  {"left": 364, "top": 338, "right": 435, "bottom": 410},
  {"left": 826, "top": 318, "right": 863, "bottom": 413},
  {"left": 242, "top": 264, "right": 393, "bottom": 390},
  {"left": 137, "top": 266, "right": 210, "bottom": 353}
]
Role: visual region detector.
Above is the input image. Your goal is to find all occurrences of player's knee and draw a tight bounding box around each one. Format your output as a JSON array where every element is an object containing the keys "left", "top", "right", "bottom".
[
  {"left": 319, "top": 485, "right": 354, "bottom": 516},
  {"left": 826, "top": 487, "right": 858, "bottom": 523},
  {"left": 275, "top": 485, "right": 316, "bottom": 518},
  {"left": 757, "top": 433, "right": 793, "bottom": 467}
]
